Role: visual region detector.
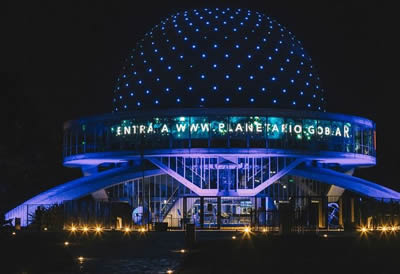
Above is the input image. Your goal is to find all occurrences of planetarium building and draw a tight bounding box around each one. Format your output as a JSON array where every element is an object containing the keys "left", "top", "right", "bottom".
[{"left": 6, "top": 8, "right": 400, "bottom": 230}]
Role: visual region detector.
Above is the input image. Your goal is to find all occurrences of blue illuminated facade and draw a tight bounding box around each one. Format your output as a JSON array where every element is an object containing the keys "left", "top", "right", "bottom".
[{"left": 6, "top": 8, "right": 399, "bottom": 230}]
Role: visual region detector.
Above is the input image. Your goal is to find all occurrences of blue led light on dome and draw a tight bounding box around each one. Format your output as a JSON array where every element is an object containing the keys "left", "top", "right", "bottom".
[
  {"left": 200, "top": 97, "right": 205, "bottom": 102},
  {"left": 176, "top": 98, "right": 181, "bottom": 102},
  {"left": 114, "top": 8, "right": 324, "bottom": 112},
  {"left": 225, "top": 97, "right": 230, "bottom": 102},
  {"left": 250, "top": 97, "right": 255, "bottom": 103},
  {"left": 155, "top": 99, "right": 159, "bottom": 104},
  {"left": 137, "top": 102, "right": 141, "bottom": 106}
]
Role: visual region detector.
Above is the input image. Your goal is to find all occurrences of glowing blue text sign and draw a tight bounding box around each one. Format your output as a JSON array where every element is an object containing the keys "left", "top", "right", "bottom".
[{"left": 111, "top": 116, "right": 352, "bottom": 140}]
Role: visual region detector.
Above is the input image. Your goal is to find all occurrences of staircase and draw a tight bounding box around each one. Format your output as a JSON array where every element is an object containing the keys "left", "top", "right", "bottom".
[{"left": 160, "top": 187, "right": 179, "bottom": 220}]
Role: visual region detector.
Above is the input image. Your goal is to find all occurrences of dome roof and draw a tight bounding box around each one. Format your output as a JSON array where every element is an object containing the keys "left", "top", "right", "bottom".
[{"left": 113, "top": 8, "right": 326, "bottom": 112}]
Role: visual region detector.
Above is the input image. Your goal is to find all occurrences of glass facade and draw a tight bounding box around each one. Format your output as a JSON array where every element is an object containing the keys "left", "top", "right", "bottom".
[{"left": 63, "top": 112, "right": 376, "bottom": 158}]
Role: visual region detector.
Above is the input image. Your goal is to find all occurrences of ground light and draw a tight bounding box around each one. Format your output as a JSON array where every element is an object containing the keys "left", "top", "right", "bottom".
[
  {"left": 82, "top": 226, "right": 89, "bottom": 233},
  {"left": 139, "top": 227, "right": 147, "bottom": 233},
  {"left": 180, "top": 249, "right": 185, "bottom": 253},
  {"left": 241, "top": 226, "right": 252, "bottom": 238},
  {"left": 12, "top": 231, "right": 16, "bottom": 236},
  {"left": 78, "top": 256, "right": 84, "bottom": 263},
  {"left": 124, "top": 227, "right": 131, "bottom": 233},
  {"left": 323, "top": 234, "right": 328, "bottom": 238},
  {"left": 69, "top": 225, "right": 77, "bottom": 232},
  {"left": 232, "top": 236, "right": 236, "bottom": 240},
  {"left": 166, "top": 270, "right": 174, "bottom": 274},
  {"left": 95, "top": 226, "right": 103, "bottom": 233},
  {"left": 64, "top": 241, "right": 69, "bottom": 246}
]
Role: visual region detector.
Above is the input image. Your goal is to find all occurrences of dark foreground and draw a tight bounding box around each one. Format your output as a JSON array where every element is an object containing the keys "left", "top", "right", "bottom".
[{"left": 2, "top": 229, "right": 400, "bottom": 273}]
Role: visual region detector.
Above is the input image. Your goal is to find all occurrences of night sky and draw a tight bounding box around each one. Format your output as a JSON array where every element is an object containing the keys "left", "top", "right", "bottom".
[{"left": 0, "top": 1, "right": 395, "bottom": 213}]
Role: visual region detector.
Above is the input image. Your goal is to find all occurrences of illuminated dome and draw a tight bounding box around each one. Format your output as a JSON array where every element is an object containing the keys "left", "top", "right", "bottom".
[{"left": 113, "top": 8, "right": 326, "bottom": 112}]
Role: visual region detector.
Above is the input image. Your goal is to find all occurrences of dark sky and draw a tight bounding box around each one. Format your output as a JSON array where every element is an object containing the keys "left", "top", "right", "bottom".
[{"left": 0, "top": 1, "right": 396, "bottom": 211}]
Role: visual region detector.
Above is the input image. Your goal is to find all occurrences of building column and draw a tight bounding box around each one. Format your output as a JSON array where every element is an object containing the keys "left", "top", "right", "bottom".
[
  {"left": 318, "top": 196, "right": 327, "bottom": 229},
  {"left": 338, "top": 197, "right": 343, "bottom": 228},
  {"left": 217, "top": 197, "right": 221, "bottom": 229},
  {"left": 200, "top": 197, "right": 204, "bottom": 229},
  {"left": 183, "top": 197, "right": 187, "bottom": 229},
  {"left": 254, "top": 197, "right": 258, "bottom": 227}
]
